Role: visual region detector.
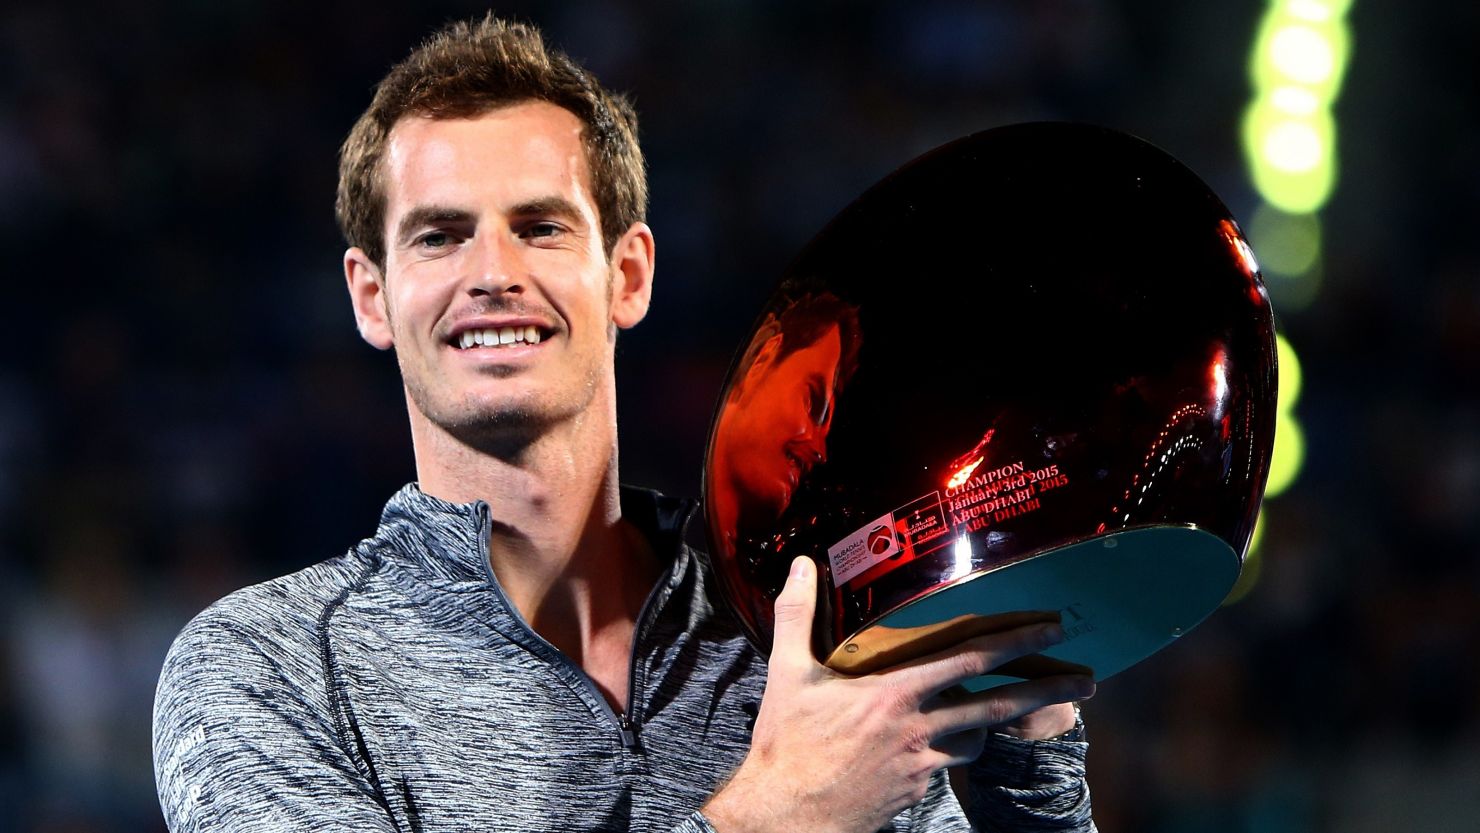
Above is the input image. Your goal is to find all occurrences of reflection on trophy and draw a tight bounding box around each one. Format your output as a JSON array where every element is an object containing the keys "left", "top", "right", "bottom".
[
  {"left": 703, "top": 123, "right": 1278, "bottom": 690},
  {"left": 707, "top": 293, "right": 862, "bottom": 558}
]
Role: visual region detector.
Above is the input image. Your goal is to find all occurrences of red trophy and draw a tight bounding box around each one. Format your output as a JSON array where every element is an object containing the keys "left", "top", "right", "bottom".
[{"left": 704, "top": 123, "right": 1277, "bottom": 690}]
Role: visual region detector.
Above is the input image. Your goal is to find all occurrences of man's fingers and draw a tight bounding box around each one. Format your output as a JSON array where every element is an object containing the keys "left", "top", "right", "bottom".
[
  {"left": 898, "top": 622, "right": 1069, "bottom": 700},
  {"left": 930, "top": 727, "right": 990, "bottom": 770},
  {"left": 923, "top": 674, "right": 1095, "bottom": 738},
  {"left": 768, "top": 556, "right": 820, "bottom": 671}
]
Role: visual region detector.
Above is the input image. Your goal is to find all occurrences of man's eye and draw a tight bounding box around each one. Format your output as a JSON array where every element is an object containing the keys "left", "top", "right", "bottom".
[
  {"left": 419, "top": 232, "right": 451, "bottom": 248},
  {"left": 522, "top": 222, "right": 561, "bottom": 239},
  {"left": 808, "top": 382, "right": 831, "bottom": 425}
]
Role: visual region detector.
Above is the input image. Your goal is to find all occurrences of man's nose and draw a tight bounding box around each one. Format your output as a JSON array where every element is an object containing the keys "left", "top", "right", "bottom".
[
  {"left": 799, "top": 432, "right": 827, "bottom": 465},
  {"left": 466, "top": 234, "right": 523, "bottom": 295}
]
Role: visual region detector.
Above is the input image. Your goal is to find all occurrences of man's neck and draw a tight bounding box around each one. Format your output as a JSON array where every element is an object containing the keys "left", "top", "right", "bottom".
[{"left": 408, "top": 402, "right": 660, "bottom": 687}]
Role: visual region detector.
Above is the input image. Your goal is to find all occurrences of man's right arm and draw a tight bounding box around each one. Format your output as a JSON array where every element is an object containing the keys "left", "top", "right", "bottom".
[
  {"left": 701, "top": 557, "right": 1096, "bottom": 833},
  {"left": 153, "top": 609, "right": 400, "bottom": 833}
]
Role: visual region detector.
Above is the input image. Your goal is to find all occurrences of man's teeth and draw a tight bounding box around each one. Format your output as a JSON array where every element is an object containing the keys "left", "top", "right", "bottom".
[{"left": 457, "top": 326, "right": 542, "bottom": 349}]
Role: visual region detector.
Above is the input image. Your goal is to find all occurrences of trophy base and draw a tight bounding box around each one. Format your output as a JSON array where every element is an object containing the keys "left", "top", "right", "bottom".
[{"left": 823, "top": 525, "right": 1240, "bottom": 691}]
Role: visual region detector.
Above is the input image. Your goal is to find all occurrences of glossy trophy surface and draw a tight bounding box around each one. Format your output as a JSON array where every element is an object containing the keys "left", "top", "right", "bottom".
[{"left": 703, "top": 123, "right": 1277, "bottom": 690}]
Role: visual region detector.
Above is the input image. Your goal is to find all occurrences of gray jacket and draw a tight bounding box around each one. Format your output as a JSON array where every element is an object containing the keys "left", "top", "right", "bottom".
[{"left": 153, "top": 484, "right": 1094, "bottom": 832}]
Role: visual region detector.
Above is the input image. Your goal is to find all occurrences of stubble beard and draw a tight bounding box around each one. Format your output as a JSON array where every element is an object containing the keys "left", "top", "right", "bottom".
[{"left": 402, "top": 357, "right": 601, "bottom": 462}]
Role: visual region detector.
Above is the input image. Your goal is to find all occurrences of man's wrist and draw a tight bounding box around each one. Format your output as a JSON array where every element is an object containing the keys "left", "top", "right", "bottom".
[
  {"left": 973, "top": 707, "right": 1089, "bottom": 792},
  {"left": 1031, "top": 703, "right": 1085, "bottom": 743},
  {"left": 993, "top": 701, "right": 1085, "bottom": 742}
]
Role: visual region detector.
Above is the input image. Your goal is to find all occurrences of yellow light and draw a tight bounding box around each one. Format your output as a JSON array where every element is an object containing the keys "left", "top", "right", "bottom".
[
  {"left": 1287, "top": 0, "right": 1335, "bottom": 23},
  {"left": 1275, "top": 332, "right": 1303, "bottom": 412},
  {"left": 1223, "top": 511, "right": 1265, "bottom": 605},
  {"left": 1270, "top": 85, "right": 1321, "bottom": 116},
  {"left": 1263, "top": 120, "right": 1324, "bottom": 172},
  {"left": 1250, "top": 13, "right": 1351, "bottom": 100},
  {"left": 1243, "top": 104, "right": 1336, "bottom": 213},
  {"left": 1231, "top": 0, "right": 1344, "bottom": 605},
  {"left": 1244, "top": 0, "right": 1353, "bottom": 211},
  {"left": 1249, "top": 204, "right": 1322, "bottom": 277},
  {"left": 1287, "top": 0, "right": 1355, "bottom": 21},
  {"left": 1267, "top": 334, "right": 1304, "bottom": 499},
  {"left": 1266, "top": 415, "right": 1305, "bottom": 497},
  {"left": 1271, "top": 24, "right": 1335, "bottom": 84}
]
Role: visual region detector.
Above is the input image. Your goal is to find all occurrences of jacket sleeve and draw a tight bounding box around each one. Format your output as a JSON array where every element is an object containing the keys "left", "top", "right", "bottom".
[
  {"left": 152, "top": 607, "right": 400, "bottom": 833},
  {"left": 907, "top": 726, "right": 1095, "bottom": 833}
]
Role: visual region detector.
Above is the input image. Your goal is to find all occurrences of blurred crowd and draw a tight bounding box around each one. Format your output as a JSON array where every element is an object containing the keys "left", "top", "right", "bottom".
[{"left": 2, "top": 1, "right": 1476, "bottom": 831}]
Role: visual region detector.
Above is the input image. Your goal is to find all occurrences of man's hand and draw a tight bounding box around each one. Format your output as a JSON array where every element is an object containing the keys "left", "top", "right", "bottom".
[{"left": 703, "top": 557, "right": 1095, "bottom": 833}]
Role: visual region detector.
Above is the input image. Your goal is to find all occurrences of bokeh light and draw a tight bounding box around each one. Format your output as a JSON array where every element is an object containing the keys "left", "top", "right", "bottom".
[
  {"left": 1244, "top": 0, "right": 1352, "bottom": 214},
  {"left": 1249, "top": 204, "right": 1323, "bottom": 277}
]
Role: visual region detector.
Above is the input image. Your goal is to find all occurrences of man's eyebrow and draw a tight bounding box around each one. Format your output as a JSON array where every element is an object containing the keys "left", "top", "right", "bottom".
[
  {"left": 510, "top": 196, "right": 586, "bottom": 225},
  {"left": 395, "top": 205, "right": 475, "bottom": 245}
]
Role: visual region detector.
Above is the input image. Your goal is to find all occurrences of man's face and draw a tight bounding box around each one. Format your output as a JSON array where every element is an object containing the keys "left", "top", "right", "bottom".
[
  {"left": 345, "top": 101, "right": 651, "bottom": 447},
  {"left": 721, "top": 326, "right": 843, "bottom": 524}
]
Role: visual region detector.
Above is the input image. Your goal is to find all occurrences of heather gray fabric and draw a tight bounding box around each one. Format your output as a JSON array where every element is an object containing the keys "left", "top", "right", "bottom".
[{"left": 153, "top": 484, "right": 1094, "bottom": 832}]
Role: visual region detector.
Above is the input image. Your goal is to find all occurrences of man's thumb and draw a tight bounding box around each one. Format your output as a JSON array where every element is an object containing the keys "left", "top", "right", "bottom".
[{"left": 769, "top": 556, "right": 818, "bottom": 665}]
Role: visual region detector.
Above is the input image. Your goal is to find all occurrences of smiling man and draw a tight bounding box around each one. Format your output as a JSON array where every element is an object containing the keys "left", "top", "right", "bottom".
[{"left": 152, "top": 15, "right": 1096, "bottom": 833}]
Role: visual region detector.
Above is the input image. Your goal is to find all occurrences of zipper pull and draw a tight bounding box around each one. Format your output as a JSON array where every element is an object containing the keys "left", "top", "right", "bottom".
[{"left": 618, "top": 713, "right": 638, "bottom": 748}]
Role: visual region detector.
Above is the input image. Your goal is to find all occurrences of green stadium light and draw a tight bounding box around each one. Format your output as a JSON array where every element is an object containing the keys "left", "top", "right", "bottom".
[
  {"left": 1266, "top": 333, "right": 1304, "bottom": 498},
  {"left": 1237, "top": 0, "right": 1350, "bottom": 599},
  {"left": 1244, "top": 0, "right": 1352, "bottom": 214},
  {"left": 1266, "top": 413, "right": 1306, "bottom": 498},
  {"left": 1224, "top": 512, "right": 1265, "bottom": 605},
  {"left": 1250, "top": 204, "right": 1322, "bottom": 277}
]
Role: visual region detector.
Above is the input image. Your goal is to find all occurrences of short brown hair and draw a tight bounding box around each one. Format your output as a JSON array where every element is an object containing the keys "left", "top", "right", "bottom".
[
  {"left": 336, "top": 15, "right": 647, "bottom": 268},
  {"left": 732, "top": 292, "right": 864, "bottom": 399}
]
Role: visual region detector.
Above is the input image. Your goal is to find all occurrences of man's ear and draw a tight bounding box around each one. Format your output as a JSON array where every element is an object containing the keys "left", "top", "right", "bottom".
[
  {"left": 344, "top": 247, "right": 394, "bottom": 350},
  {"left": 609, "top": 222, "right": 656, "bottom": 329}
]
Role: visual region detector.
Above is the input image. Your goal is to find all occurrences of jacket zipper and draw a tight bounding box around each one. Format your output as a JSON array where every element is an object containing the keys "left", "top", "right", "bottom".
[
  {"left": 476, "top": 504, "right": 674, "bottom": 750},
  {"left": 619, "top": 559, "right": 675, "bottom": 749}
]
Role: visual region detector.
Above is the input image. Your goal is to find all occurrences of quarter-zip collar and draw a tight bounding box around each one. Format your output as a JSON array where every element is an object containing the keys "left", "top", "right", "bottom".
[
  {"left": 375, "top": 481, "right": 698, "bottom": 596},
  {"left": 373, "top": 482, "right": 701, "bottom": 751}
]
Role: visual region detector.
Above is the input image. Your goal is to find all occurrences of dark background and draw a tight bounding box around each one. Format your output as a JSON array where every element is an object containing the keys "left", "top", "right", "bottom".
[{"left": 2, "top": 1, "right": 1477, "bottom": 831}]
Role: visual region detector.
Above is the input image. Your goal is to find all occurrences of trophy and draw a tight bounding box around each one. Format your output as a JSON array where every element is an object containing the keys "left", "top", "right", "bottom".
[{"left": 703, "top": 123, "right": 1277, "bottom": 690}]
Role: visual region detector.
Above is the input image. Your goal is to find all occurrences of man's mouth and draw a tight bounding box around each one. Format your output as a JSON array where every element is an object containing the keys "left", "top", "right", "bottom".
[
  {"left": 453, "top": 325, "right": 545, "bottom": 349},
  {"left": 785, "top": 450, "right": 804, "bottom": 474},
  {"left": 784, "top": 448, "right": 815, "bottom": 479}
]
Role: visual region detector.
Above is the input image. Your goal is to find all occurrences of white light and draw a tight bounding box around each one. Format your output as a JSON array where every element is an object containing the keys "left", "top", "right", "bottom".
[
  {"left": 1234, "top": 235, "right": 1261, "bottom": 276},
  {"left": 1270, "top": 86, "right": 1321, "bottom": 116},
  {"left": 951, "top": 535, "right": 974, "bottom": 577},
  {"left": 1287, "top": 0, "right": 1334, "bottom": 23},
  {"left": 1262, "top": 121, "right": 1324, "bottom": 172},
  {"left": 1212, "top": 358, "right": 1229, "bottom": 417},
  {"left": 1270, "top": 25, "right": 1335, "bottom": 84}
]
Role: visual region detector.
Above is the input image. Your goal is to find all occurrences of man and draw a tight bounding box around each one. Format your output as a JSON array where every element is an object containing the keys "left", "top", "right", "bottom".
[
  {"left": 707, "top": 292, "right": 862, "bottom": 560},
  {"left": 153, "top": 15, "right": 1096, "bottom": 833}
]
